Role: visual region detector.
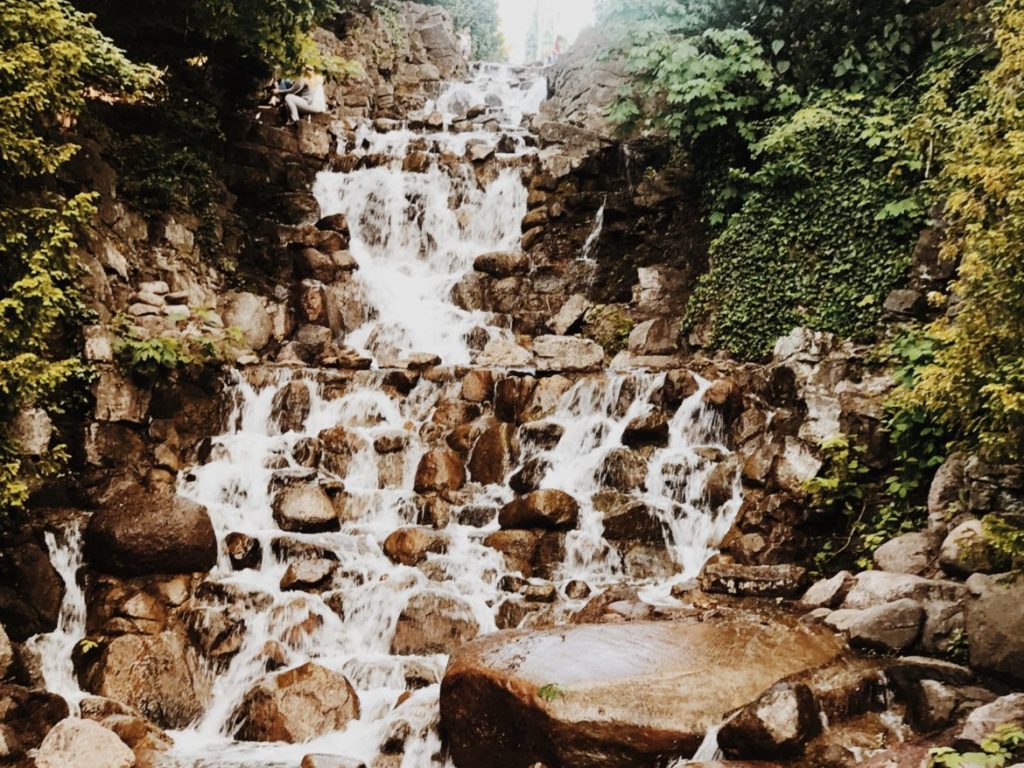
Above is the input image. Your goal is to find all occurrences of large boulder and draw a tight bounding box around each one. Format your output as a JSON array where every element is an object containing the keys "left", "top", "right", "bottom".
[
  {"left": 440, "top": 614, "right": 843, "bottom": 768},
  {"left": 85, "top": 489, "right": 217, "bottom": 577},
  {"left": 873, "top": 531, "right": 939, "bottom": 576},
  {"left": 221, "top": 292, "right": 274, "bottom": 351},
  {"left": 824, "top": 598, "right": 924, "bottom": 652},
  {"left": 35, "top": 717, "right": 135, "bottom": 768},
  {"left": 718, "top": 682, "right": 822, "bottom": 760},
  {"left": 0, "top": 537, "right": 65, "bottom": 639},
  {"left": 391, "top": 592, "right": 479, "bottom": 656},
  {"left": 233, "top": 662, "right": 360, "bottom": 743},
  {"left": 939, "top": 519, "right": 1008, "bottom": 577},
  {"left": 499, "top": 490, "right": 579, "bottom": 531},
  {"left": 965, "top": 573, "right": 1024, "bottom": 681},
  {"left": 272, "top": 484, "right": 339, "bottom": 533},
  {"left": 81, "top": 631, "right": 209, "bottom": 728},
  {"left": 532, "top": 335, "right": 604, "bottom": 373}
]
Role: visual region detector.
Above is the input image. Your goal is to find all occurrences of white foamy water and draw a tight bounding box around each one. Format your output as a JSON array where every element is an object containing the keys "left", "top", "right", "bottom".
[{"left": 25, "top": 528, "right": 88, "bottom": 712}]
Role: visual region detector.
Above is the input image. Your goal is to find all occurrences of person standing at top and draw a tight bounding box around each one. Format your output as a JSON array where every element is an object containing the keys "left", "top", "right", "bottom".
[
  {"left": 457, "top": 27, "right": 472, "bottom": 63},
  {"left": 273, "top": 65, "right": 327, "bottom": 125}
]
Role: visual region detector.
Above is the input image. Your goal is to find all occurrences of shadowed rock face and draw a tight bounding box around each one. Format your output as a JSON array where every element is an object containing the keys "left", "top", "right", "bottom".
[{"left": 440, "top": 614, "right": 844, "bottom": 768}]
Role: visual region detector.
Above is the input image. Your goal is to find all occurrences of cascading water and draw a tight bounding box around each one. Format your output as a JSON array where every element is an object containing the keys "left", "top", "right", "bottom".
[
  {"left": 25, "top": 527, "right": 88, "bottom": 711},
  {"left": 28, "top": 64, "right": 743, "bottom": 768}
]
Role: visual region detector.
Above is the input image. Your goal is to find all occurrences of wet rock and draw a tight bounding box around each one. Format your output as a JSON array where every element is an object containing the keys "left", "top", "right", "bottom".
[
  {"left": 593, "top": 492, "right": 663, "bottom": 543},
  {"left": 566, "top": 580, "right": 591, "bottom": 600},
  {"left": 461, "top": 370, "right": 494, "bottom": 402},
  {"left": 35, "top": 717, "right": 135, "bottom": 768},
  {"left": 700, "top": 563, "right": 809, "bottom": 599},
  {"left": 661, "top": 370, "right": 700, "bottom": 407},
  {"left": 440, "top": 615, "right": 843, "bottom": 768},
  {"left": 0, "top": 623, "right": 10, "bottom": 678},
  {"left": 494, "top": 375, "right": 537, "bottom": 423},
  {"left": 391, "top": 592, "right": 480, "bottom": 655},
  {"left": 798, "top": 572, "right": 854, "bottom": 610},
  {"left": 599, "top": 447, "right": 647, "bottom": 492},
  {"left": 548, "top": 294, "right": 591, "bottom": 335},
  {"left": 484, "top": 530, "right": 540, "bottom": 575},
  {"left": 233, "top": 662, "right": 360, "bottom": 743},
  {"left": 521, "top": 375, "right": 573, "bottom": 422},
  {"left": 468, "top": 422, "right": 517, "bottom": 485},
  {"left": 474, "top": 251, "right": 528, "bottom": 277},
  {"left": 769, "top": 437, "right": 822, "bottom": 495},
  {"left": 0, "top": 537, "right": 65, "bottom": 639},
  {"left": 272, "top": 380, "right": 312, "bottom": 433},
  {"left": 81, "top": 631, "right": 209, "bottom": 729},
  {"left": 92, "top": 368, "right": 151, "bottom": 423},
  {"left": 622, "top": 410, "right": 670, "bottom": 448},
  {"left": 183, "top": 605, "right": 245, "bottom": 663},
  {"left": 374, "top": 431, "right": 409, "bottom": 454},
  {"left": 85, "top": 490, "right": 217, "bottom": 577},
  {"left": 509, "top": 456, "right": 550, "bottom": 493},
  {"left": 414, "top": 447, "right": 466, "bottom": 493},
  {"left": 904, "top": 679, "right": 995, "bottom": 733},
  {"left": 383, "top": 527, "right": 448, "bottom": 566},
  {"left": 874, "top": 531, "right": 939, "bottom": 576},
  {"left": 705, "top": 457, "right": 740, "bottom": 508},
  {"left": 225, "top": 532, "right": 262, "bottom": 570},
  {"left": 523, "top": 583, "right": 557, "bottom": 603},
  {"left": 719, "top": 682, "right": 822, "bottom": 760},
  {"left": 965, "top": 573, "right": 1024, "bottom": 681},
  {"left": 533, "top": 335, "right": 604, "bottom": 372},
  {"left": 499, "top": 490, "right": 579, "bottom": 531},
  {"left": 475, "top": 336, "right": 534, "bottom": 368},
  {"left": 825, "top": 598, "right": 924, "bottom": 652},
  {"left": 301, "top": 756, "right": 368, "bottom": 768},
  {"left": 317, "top": 213, "right": 349, "bottom": 234},
  {"left": 940, "top": 519, "right": 1008, "bottom": 576},
  {"left": 281, "top": 558, "right": 338, "bottom": 592},
  {"left": 272, "top": 484, "right": 339, "bottom": 533},
  {"left": 519, "top": 420, "right": 564, "bottom": 451},
  {"left": 0, "top": 684, "right": 68, "bottom": 757}
]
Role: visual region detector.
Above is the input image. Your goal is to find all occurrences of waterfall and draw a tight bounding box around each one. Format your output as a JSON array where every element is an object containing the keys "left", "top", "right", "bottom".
[
  {"left": 28, "top": 63, "right": 744, "bottom": 768},
  {"left": 25, "top": 528, "right": 88, "bottom": 712}
]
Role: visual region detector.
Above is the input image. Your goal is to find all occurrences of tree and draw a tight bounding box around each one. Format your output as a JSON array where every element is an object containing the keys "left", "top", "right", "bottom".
[{"left": 0, "top": 0, "right": 158, "bottom": 513}]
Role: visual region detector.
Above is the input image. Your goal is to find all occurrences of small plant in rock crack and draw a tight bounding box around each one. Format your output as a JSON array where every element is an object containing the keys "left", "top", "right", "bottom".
[{"left": 537, "top": 683, "right": 563, "bottom": 702}]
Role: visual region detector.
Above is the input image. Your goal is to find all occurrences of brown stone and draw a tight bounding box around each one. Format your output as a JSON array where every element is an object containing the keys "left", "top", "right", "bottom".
[
  {"left": 413, "top": 447, "right": 466, "bottom": 493},
  {"left": 383, "top": 527, "right": 448, "bottom": 566},
  {"left": 468, "top": 422, "right": 517, "bottom": 485},
  {"left": 390, "top": 592, "right": 480, "bottom": 655},
  {"left": 499, "top": 490, "right": 579, "bottom": 531}
]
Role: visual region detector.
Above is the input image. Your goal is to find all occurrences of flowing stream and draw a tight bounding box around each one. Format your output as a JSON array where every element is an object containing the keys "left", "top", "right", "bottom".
[{"left": 28, "top": 64, "right": 742, "bottom": 767}]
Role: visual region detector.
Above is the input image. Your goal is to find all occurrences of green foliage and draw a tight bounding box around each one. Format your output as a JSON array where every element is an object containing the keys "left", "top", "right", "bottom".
[
  {"left": 906, "top": 0, "right": 1024, "bottom": 462},
  {"left": 805, "top": 434, "right": 870, "bottom": 518},
  {"left": 114, "top": 317, "right": 242, "bottom": 378},
  {"left": 685, "top": 94, "right": 923, "bottom": 359},
  {"left": 0, "top": 0, "right": 155, "bottom": 515},
  {"left": 420, "top": 0, "right": 504, "bottom": 61},
  {"left": 982, "top": 515, "right": 1024, "bottom": 573},
  {"left": 929, "top": 724, "right": 1024, "bottom": 768},
  {"left": 537, "top": 683, "right": 563, "bottom": 702}
]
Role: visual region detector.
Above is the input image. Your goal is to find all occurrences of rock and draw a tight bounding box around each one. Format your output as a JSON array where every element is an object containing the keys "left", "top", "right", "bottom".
[
  {"left": 92, "top": 368, "right": 151, "bottom": 423},
  {"left": 475, "top": 337, "right": 533, "bottom": 368},
  {"left": 272, "top": 484, "right": 339, "bottom": 533},
  {"left": 705, "top": 457, "right": 740, "bottom": 508},
  {"left": 414, "top": 447, "right": 466, "bottom": 492},
  {"left": 81, "top": 632, "right": 209, "bottom": 728},
  {"left": 280, "top": 559, "right": 337, "bottom": 592},
  {"left": 599, "top": 448, "right": 647, "bottom": 492},
  {"left": 474, "top": 251, "right": 528, "bottom": 277},
  {"left": 225, "top": 532, "right": 262, "bottom": 570},
  {"left": 546, "top": 294, "right": 591, "bottom": 336},
  {"left": 383, "top": 527, "right": 448, "bottom": 566},
  {"left": 222, "top": 292, "right": 273, "bottom": 351},
  {"left": 965, "top": 573, "right": 1024, "bottom": 681},
  {"left": 272, "top": 380, "right": 312, "bottom": 433},
  {"left": 627, "top": 318, "right": 676, "bottom": 355},
  {"left": 940, "top": 519, "right": 1007, "bottom": 576},
  {"left": 440, "top": 615, "right": 843, "bottom": 768},
  {"left": 883, "top": 289, "right": 925, "bottom": 318},
  {"left": 494, "top": 375, "right": 537, "bottom": 423},
  {"left": 484, "top": 530, "right": 540, "bottom": 575},
  {"left": 390, "top": 592, "right": 480, "bottom": 655},
  {"left": 533, "top": 335, "right": 604, "bottom": 372},
  {"left": 874, "top": 531, "right": 939, "bottom": 576},
  {"left": 521, "top": 376, "right": 572, "bottom": 422},
  {"left": 841, "top": 571, "right": 966, "bottom": 610},
  {"left": 35, "top": 717, "right": 135, "bottom": 768},
  {"left": 468, "top": 422, "right": 517, "bottom": 485},
  {"left": 233, "top": 662, "right": 360, "bottom": 743},
  {"left": 929, "top": 453, "right": 966, "bottom": 524},
  {"left": 316, "top": 213, "right": 349, "bottom": 233},
  {"left": 85, "top": 489, "right": 217, "bottom": 576},
  {"left": 718, "top": 682, "right": 822, "bottom": 759},
  {"left": 798, "top": 572, "right": 854, "bottom": 610},
  {"left": 825, "top": 598, "right": 924, "bottom": 652},
  {"left": 301, "top": 756, "right": 367, "bottom": 768},
  {"left": 499, "top": 490, "right": 579, "bottom": 531},
  {"left": 0, "top": 538, "right": 65, "bottom": 639},
  {"left": 700, "top": 563, "right": 809, "bottom": 599},
  {"left": 594, "top": 494, "right": 663, "bottom": 543},
  {"left": 566, "top": 580, "right": 591, "bottom": 600},
  {"left": 0, "top": 624, "right": 10, "bottom": 678},
  {"left": 0, "top": 684, "right": 68, "bottom": 757},
  {"left": 461, "top": 370, "right": 494, "bottom": 402},
  {"left": 11, "top": 407, "right": 52, "bottom": 455},
  {"left": 183, "top": 605, "right": 245, "bottom": 663},
  {"left": 622, "top": 410, "right": 670, "bottom": 448},
  {"left": 956, "top": 693, "right": 1024, "bottom": 748},
  {"left": 770, "top": 437, "right": 822, "bottom": 495},
  {"left": 903, "top": 679, "right": 993, "bottom": 733}
]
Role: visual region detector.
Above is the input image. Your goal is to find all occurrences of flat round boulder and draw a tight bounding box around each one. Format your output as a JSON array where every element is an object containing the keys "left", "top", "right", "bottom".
[
  {"left": 85, "top": 488, "right": 216, "bottom": 576},
  {"left": 440, "top": 614, "right": 843, "bottom": 768}
]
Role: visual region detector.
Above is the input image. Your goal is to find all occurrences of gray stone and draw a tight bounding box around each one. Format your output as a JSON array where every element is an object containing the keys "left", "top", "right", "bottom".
[
  {"left": 841, "top": 570, "right": 966, "bottom": 610},
  {"left": 825, "top": 598, "right": 924, "bottom": 651},
  {"left": 719, "top": 681, "right": 822, "bottom": 759},
  {"left": 929, "top": 453, "right": 966, "bottom": 525},
  {"left": 532, "top": 335, "right": 604, "bottom": 372},
  {"left": 10, "top": 407, "right": 51, "bottom": 455},
  {"left": 547, "top": 294, "right": 591, "bottom": 335},
  {"left": 35, "top": 717, "right": 134, "bottom": 768},
  {"left": 940, "top": 519, "right": 1008, "bottom": 576},
  {"left": 627, "top": 318, "right": 676, "bottom": 356},
  {"left": 965, "top": 573, "right": 1024, "bottom": 681},
  {"left": 222, "top": 292, "right": 274, "bottom": 351},
  {"left": 798, "top": 571, "right": 854, "bottom": 610},
  {"left": 873, "top": 531, "right": 939, "bottom": 576},
  {"left": 391, "top": 592, "right": 479, "bottom": 655},
  {"left": 700, "top": 563, "right": 808, "bottom": 599},
  {"left": 957, "top": 693, "right": 1024, "bottom": 748}
]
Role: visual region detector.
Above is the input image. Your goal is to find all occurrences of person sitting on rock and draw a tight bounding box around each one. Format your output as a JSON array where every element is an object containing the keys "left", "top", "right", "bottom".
[{"left": 274, "top": 65, "right": 327, "bottom": 125}]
